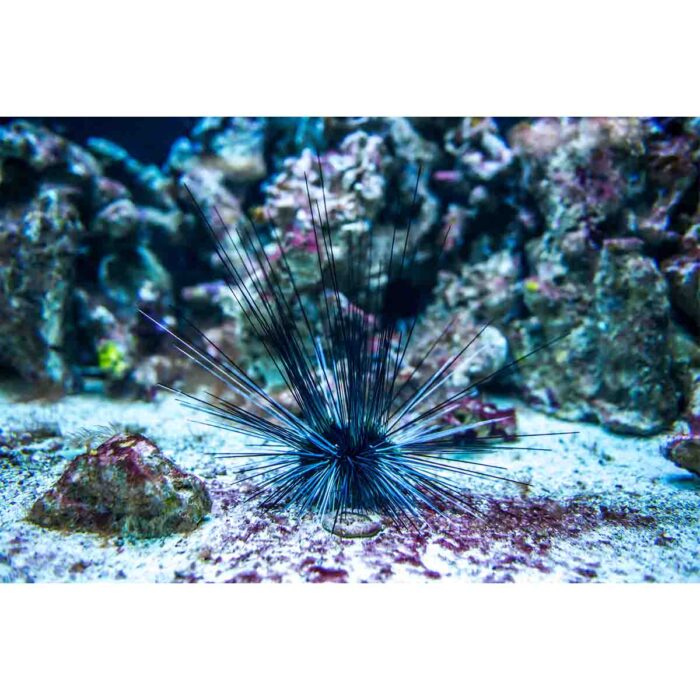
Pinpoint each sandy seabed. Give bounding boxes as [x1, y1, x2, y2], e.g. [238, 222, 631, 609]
[0, 381, 698, 583]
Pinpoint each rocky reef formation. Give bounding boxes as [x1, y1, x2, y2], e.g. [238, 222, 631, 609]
[509, 238, 677, 434]
[0, 121, 181, 393]
[500, 119, 688, 434]
[28, 433, 212, 537]
[0, 121, 91, 387]
[1, 116, 699, 442]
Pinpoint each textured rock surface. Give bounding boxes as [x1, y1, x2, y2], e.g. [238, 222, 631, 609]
[168, 117, 267, 184]
[28, 432, 211, 537]
[0, 185, 83, 387]
[0, 121, 93, 387]
[662, 245, 700, 327]
[405, 309, 510, 404]
[1, 116, 700, 437]
[0, 120, 180, 393]
[662, 433, 700, 477]
[509, 238, 679, 434]
[500, 119, 693, 434]
[591, 239, 678, 432]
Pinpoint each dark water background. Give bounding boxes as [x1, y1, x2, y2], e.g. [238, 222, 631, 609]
[0, 117, 199, 165]
[0, 117, 524, 166]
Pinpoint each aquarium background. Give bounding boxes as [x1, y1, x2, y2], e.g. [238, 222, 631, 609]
[1, 116, 699, 583]
[1, 117, 698, 435]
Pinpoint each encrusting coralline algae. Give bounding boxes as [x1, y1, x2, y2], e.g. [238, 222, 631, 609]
[28, 433, 211, 537]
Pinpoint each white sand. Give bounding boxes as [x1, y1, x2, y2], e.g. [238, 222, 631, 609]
[0, 381, 698, 583]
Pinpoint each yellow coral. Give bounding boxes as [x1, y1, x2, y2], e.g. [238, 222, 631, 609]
[97, 341, 129, 379]
[250, 206, 267, 224]
[524, 279, 540, 293]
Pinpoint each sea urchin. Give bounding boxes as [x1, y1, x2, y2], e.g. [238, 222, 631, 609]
[142, 160, 569, 529]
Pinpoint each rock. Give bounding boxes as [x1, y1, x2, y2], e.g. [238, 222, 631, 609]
[637, 125, 699, 249]
[669, 323, 700, 416]
[0, 119, 101, 186]
[176, 166, 243, 245]
[167, 117, 267, 184]
[662, 250, 700, 327]
[264, 132, 390, 236]
[388, 117, 442, 166]
[510, 239, 679, 434]
[406, 249, 515, 404]
[506, 123, 686, 435]
[441, 396, 517, 441]
[661, 428, 700, 477]
[93, 197, 140, 240]
[0, 120, 103, 389]
[93, 176, 131, 208]
[0, 120, 179, 394]
[435, 117, 535, 264]
[498, 118, 699, 435]
[28, 433, 212, 537]
[0, 186, 83, 387]
[88, 137, 177, 211]
[434, 250, 522, 322]
[592, 239, 678, 433]
[98, 244, 172, 306]
[445, 117, 514, 182]
[406, 308, 510, 402]
[510, 117, 646, 240]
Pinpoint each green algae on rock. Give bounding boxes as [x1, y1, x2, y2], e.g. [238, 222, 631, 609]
[28, 433, 212, 538]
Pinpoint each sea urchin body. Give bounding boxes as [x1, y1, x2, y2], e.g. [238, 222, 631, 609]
[143, 161, 569, 528]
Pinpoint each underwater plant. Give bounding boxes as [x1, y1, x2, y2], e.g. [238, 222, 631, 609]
[142, 161, 570, 529]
